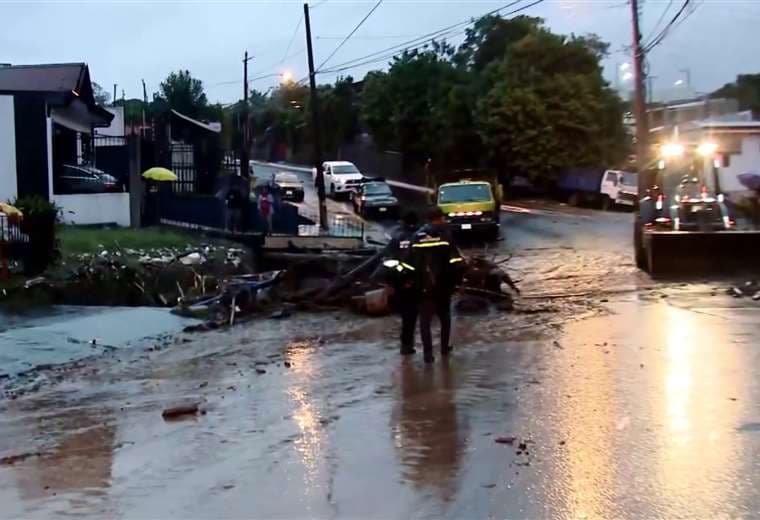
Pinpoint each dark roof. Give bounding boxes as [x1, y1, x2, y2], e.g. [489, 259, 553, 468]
[0, 63, 93, 101]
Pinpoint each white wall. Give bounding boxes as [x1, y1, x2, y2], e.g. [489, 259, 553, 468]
[53, 193, 131, 226]
[0, 95, 17, 202]
[715, 135, 760, 194]
[95, 106, 125, 137]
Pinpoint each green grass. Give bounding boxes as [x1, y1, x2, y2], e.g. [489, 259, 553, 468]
[59, 226, 200, 256]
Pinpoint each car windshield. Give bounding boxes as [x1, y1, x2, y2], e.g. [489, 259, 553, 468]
[364, 183, 392, 196]
[438, 184, 492, 203]
[276, 174, 299, 183]
[332, 165, 360, 175]
[621, 172, 637, 186]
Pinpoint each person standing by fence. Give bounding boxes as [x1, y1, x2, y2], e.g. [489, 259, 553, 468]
[225, 187, 244, 233]
[257, 185, 275, 234]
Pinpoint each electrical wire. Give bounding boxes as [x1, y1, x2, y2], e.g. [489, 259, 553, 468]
[642, 0, 694, 54]
[280, 14, 304, 65]
[317, 0, 384, 71]
[644, 0, 674, 44]
[319, 0, 545, 75]
[317, 0, 534, 74]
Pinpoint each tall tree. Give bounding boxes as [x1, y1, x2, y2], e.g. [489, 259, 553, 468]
[92, 82, 111, 105]
[712, 73, 760, 113]
[156, 70, 209, 118]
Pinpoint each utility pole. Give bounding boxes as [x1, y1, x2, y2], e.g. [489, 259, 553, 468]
[241, 51, 253, 178]
[630, 0, 650, 191]
[304, 2, 328, 230]
[141, 79, 148, 135]
[113, 83, 117, 106]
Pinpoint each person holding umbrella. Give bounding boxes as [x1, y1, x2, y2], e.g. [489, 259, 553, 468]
[141, 167, 177, 226]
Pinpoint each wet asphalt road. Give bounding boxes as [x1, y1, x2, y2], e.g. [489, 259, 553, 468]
[2, 170, 760, 518]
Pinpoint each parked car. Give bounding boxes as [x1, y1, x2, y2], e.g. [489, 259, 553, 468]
[57, 164, 123, 194]
[558, 168, 637, 210]
[351, 179, 399, 218]
[272, 172, 305, 202]
[312, 161, 364, 199]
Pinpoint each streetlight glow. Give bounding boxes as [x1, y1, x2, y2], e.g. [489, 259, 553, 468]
[697, 142, 718, 156]
[661, 142, 685, 158]
[620, 63, 631, 71]
[622, 71, 634, 81]
[281, 70, 294, 84]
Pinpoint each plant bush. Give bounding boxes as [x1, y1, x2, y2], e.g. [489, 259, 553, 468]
[12, 196, 61, 275]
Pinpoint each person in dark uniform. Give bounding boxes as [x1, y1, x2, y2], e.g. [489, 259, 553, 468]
[410, 207, 465, 363]
[379, 211, 420, 355]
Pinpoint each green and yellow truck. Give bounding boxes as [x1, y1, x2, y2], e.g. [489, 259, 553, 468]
[436, 178, 502, 240]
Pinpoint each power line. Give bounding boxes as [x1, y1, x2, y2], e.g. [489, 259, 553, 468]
[317, 0, 533, 75]
[642, 0, 694, 54]
[281, 14, 304, 65]
[644, 0, 674, 44]
[320, 0, 544, 75]
[316, 35, 417, 40]
[317, 0, 384, 72]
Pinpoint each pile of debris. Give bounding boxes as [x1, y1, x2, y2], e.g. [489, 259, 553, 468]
[2, 244, 253, 308]
[177, 247, 520, 330]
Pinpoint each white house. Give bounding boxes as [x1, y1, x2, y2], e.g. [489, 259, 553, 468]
[0, 63, 132, 226]
[695, 119, 760, 196]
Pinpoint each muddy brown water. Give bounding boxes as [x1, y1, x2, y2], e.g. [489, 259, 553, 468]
[3, 200, 760, 518]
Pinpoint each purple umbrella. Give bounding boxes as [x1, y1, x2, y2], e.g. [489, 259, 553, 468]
[738, 172, 760, 192]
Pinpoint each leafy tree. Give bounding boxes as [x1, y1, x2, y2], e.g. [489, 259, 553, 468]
[474, 19, 628, 183]
[712, 73, 760, 113]
[361, 47, 463, 166]
[477, 87, 554, 184]
[156, 70, 209, 118]
[92, 82, 111, 105]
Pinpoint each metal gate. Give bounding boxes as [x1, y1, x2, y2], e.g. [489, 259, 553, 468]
[170, 142, 196, 193]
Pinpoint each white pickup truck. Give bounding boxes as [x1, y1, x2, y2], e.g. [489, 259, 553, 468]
[312, 161, 365, 199]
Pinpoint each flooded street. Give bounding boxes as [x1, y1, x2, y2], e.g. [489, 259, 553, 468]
[2, 205, 760, 518]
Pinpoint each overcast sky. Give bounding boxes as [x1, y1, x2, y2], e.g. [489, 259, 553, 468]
[2, 0, 759, 104]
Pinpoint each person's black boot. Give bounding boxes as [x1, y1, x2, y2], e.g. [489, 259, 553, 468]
[423, 353, 435, 363]
[400, 347, 416, 356]
[441, 345, 453, 357]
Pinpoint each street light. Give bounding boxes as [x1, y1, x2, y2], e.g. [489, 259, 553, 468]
[696, 142, 718, 156]
[620, 62, 631, 71]
[280, 70, 294, 84]
[622, 71, 634, 81]
[661, 142, 685, 158]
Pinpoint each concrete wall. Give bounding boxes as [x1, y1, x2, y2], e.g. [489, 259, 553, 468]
[710, 135, 760, 194]
[95, 106, 125, 137]
[53, 193, 131, 226]
[0, 95, 17, 202]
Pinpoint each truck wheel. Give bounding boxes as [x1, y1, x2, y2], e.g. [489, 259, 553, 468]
[487, 226, 501, 242]
[634, 217, 646, 270]
[601, 196, 613, 211]
[330, 184, 336, 199]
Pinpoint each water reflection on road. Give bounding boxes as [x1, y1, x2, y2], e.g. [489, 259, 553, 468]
[2, 292, 760, 517]
[392, 361, 465, 504]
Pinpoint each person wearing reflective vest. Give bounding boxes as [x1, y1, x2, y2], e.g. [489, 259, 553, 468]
[380, 211, 421, 355]
[409, 207, 465, 363]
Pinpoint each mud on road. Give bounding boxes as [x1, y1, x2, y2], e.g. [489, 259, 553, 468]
[2, 204, 760, 518]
